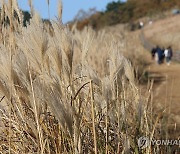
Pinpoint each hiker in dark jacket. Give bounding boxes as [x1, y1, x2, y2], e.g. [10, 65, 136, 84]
[151, 47, 157, 59]
[156, 46, 164, 64]
[161, 47, 165, 63]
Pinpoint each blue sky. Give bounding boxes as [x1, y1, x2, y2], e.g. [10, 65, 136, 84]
[18, 0, 126, 23]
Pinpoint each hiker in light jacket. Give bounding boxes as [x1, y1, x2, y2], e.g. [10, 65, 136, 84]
[164, 46, 173, 65]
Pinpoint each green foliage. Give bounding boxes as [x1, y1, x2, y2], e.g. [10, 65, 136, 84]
[0, 9, 31, 27]
[106, 0, 122, 12]
[22, 11, 31, 26]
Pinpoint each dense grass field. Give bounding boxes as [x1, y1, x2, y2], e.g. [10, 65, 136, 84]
[0, 1, 178, 153]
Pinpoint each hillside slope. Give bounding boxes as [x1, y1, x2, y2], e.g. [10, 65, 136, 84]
[144, 14, 180, 51]
[109, 18, 180, 136]
[142, 16, 180, 135]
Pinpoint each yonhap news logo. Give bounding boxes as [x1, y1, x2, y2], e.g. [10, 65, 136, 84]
[138, 136, 150, 149]
[138, 136, 180, 149]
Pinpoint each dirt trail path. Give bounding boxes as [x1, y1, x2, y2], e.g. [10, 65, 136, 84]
[122, 22, 180, 136]
[111, 24, 180, 134]
[138, 25, 180, 134]
[148, 61, 180, 124]
[134, 15, 180, 128]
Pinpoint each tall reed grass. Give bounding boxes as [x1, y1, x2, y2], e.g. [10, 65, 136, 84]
[0, 0, 176, 153]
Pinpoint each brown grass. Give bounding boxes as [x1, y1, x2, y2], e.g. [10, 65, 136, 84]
[0, 0, 177, 153]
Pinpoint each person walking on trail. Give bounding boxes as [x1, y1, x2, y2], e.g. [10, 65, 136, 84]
[164, 46, 173, 65]
[161, 47, 165, 63]
[156, 46, 164, 64]
[151, 47, 157, 60]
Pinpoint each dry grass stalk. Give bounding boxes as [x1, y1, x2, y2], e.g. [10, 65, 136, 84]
[57, 0, 62, 23]
[0, 1, 175, 153]
[90, 80, 97, 154]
